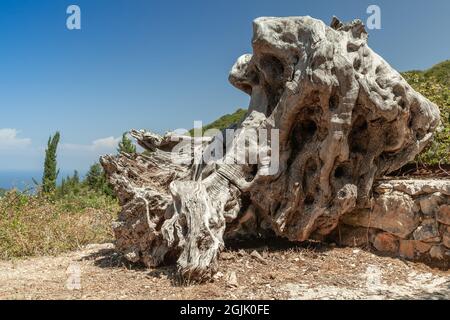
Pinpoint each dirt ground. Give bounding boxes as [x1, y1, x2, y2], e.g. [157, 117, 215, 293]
[0, 241, 448, 300]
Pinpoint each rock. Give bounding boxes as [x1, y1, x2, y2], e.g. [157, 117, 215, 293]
[418, 193, 445, 216]
[123, 248, 140, 263]
[372, 232, 398, 253]
[226, 271, 238, 287]
[250, 250, 268, 264]
[342, 192, 419, 238]
[336, 225, 373, 247]
[429, 245, 445, 260]
[436, 205, 450, 225]
[398, 240, 415, 259]
[443, 231, 450, 249]
[445, 249, 450, 260]
[374, 183, 393, 194]
[220, 252, 234, 260]
[413, 219, 440, 242]
[396, 240, 432, 256]
[388, 180, 450, 197]
[413, 241, 432, 254]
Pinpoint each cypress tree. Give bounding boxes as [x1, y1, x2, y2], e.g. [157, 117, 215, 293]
[84, 163, 114, 196]
[42, 132, 60, 193]
[60, 177, 66, 195]
[85, 163, 103, 190]
[117, 132, 136, 154]
[72, 170, 80, 184]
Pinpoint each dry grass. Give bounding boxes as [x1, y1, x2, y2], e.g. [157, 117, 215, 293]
[0, 190, 118, 260]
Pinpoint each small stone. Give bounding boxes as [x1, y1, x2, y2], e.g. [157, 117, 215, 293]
[429, 245, 444, 260]
[213, 271, 224, 280]
[124, 248, 140, 263]
[399, 240, 415, 259]
[436, 205, 450, 225]
[372, 232, 398, 253]
[226, 271, 238, 287]
[237, 249, 247, 256]
[250, 250, 268, 264]
[374, 183, 393, 194]
[221, 252, 234, 260]
[413, 219, 440, 242]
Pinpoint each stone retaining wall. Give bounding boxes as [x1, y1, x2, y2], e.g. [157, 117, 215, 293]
[339, 179, 450, 264]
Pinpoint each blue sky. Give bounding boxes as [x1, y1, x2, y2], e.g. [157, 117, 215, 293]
[0, 0, 449, 173]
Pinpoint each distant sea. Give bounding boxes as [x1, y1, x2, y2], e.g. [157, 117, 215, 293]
[0, 170, 83, 191]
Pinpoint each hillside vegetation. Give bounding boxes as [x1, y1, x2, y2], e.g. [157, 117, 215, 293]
[189, 108, 247, 135]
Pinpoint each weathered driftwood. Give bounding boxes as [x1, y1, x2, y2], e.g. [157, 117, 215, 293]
[101, 16, 443, 281]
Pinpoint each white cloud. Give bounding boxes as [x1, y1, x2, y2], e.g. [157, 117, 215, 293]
[0, 134, 125, 172]
[58, 136, 122, 172]
[61, 136, 121, 152]
[0, 128, 32, 149]
[92, 136, 121, 150]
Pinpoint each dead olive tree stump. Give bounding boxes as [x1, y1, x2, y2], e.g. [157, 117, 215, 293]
[101, 16, 446, 281]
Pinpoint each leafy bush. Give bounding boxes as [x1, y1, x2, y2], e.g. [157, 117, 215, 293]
[401, 60, 450, 165]
[84, 163, 115, 197]
[57, 165, 114, 198]
[0, 189, 118, 260]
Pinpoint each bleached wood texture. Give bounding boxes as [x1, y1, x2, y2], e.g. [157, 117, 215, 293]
[101, 16, 443, 280]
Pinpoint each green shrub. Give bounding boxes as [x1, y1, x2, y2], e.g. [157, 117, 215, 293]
[401, 60, 450, 165]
